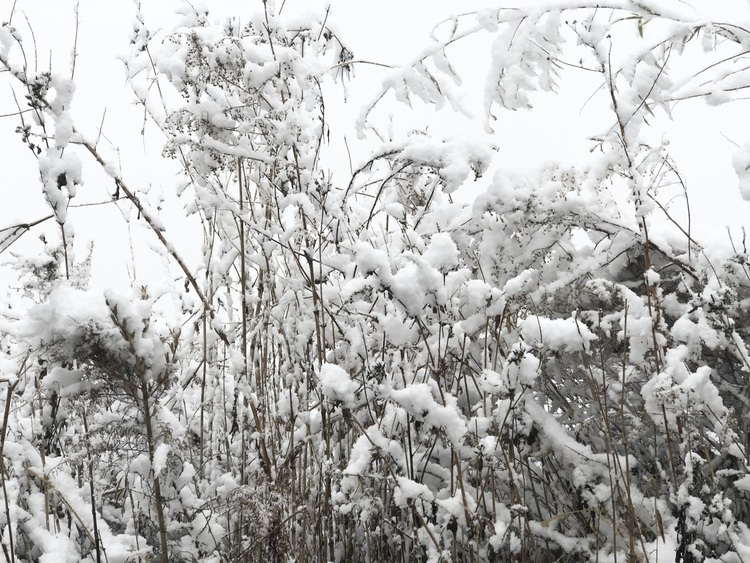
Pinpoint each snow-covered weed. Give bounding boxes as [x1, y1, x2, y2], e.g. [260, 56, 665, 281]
[2, 1, 750, 562]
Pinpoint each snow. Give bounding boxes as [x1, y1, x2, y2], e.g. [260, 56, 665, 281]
[54, 111, 74, 148]
[733, 141, 750, 201]
[319, 363, 359, 409]
[152, 443, 170, 476]
[671, 315, 720, 352]
[379, 312, 418, 346]
[423, 232, 459, 273]
[42, 365, 86, 397]
[342, 433, 372, 481]
[394, 476, 433, 508]
[438, 493, 476, 528]
[387, 383, 466, 446]
[736, 475, 750, 493]
[518, 315, 598, 353]
[20, 285, 109, 347]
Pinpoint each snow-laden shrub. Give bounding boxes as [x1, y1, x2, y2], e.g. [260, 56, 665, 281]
[2, 1, 750, 561]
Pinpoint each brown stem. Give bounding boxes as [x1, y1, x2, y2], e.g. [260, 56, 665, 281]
[81, 407, 102, 563]
[140, 379, 169, 563]
[0, 379, 19, 563]
[78, 139, 218, 325]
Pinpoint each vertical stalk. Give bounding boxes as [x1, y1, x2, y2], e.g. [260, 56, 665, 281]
[237, 160, 250, 561]
[200, 312, 207, 477]
[60, 224, 70, 281]
[140, 380, 169, 563]
[238, 159, 249, 380]
[81, 407, 102, 563]
[33, 373, 51, 532]
[0, 380, 19, 563]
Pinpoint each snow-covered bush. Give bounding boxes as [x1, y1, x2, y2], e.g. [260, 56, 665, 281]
[2, 1, 750, 561]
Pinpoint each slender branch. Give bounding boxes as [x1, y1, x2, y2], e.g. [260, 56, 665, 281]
[78, 138, 214, 316]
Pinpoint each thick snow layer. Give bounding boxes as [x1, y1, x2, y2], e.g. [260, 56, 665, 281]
[423, 232, 459, 273]
[519, 315, 597, 352]
[319, 363, 359, 409]
[20, 285, 109, 348]
[394, 476, 434, 508]
[387, 383, 466, 446]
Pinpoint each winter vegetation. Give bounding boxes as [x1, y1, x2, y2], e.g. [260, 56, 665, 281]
[2, 0, 750, 561]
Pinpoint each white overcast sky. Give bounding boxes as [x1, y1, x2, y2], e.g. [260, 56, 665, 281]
[2, 0, 750, 290]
